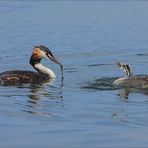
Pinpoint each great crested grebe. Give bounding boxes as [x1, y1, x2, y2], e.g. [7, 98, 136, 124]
[113, 62, 148, 88]
[0, 45, 63, 85]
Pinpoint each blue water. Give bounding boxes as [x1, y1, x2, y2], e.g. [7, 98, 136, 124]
[0, 1, 148, 147]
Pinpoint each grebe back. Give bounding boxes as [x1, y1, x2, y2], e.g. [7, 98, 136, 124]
[0, 45, 63, 85]
[113, 62, 148, 88]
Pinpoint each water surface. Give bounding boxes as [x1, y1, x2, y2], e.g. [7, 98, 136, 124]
[0, 1, 148, 147]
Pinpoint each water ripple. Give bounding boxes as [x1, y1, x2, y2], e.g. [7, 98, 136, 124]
[81, 77, 118, 91]
[0, 3, 31, 14]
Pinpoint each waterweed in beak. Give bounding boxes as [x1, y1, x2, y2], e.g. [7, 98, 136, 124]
[60, 64, 64, 80]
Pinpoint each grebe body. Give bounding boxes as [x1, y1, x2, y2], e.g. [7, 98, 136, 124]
[0, 45, 63, 85]
[113, 62, 148, 88]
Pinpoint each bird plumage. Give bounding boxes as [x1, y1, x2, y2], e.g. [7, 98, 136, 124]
[0, 45, 63, 85]
[113, 62, 148, 89]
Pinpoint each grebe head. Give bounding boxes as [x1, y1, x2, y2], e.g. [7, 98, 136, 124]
[30, 45, 64, 79]
[30, 45, 62, 67]
[116, 61, 133, 78]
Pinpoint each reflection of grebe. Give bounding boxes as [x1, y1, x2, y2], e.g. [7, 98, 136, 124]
[0, 45, 63, 85]
[113, 62, 148, 88]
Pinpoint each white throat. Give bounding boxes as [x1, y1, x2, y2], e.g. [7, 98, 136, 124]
[34, 63, 56, 79]
[113, 76, 127, 85]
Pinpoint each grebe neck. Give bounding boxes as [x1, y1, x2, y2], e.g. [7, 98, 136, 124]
[34, 63, 56, 79]
[113, 76, 127, 85]
[113, 62, 133, 85]
[29, 53, 56, 79]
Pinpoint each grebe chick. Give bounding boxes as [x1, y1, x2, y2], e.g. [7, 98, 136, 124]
[0, 45, 63, 85]
[113, 62, 148, 88]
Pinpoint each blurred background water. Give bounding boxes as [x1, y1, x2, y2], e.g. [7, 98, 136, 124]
[0, 1, 148, 147]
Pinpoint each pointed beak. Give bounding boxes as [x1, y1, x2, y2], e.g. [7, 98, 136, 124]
[49, 56, 63, 67]
[115, 61, 122, 69]
[47, 54, 64, 79]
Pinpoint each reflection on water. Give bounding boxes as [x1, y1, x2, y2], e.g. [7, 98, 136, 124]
[1, 1, 148, 147]
[116, 88, 148, 100]
[0, 80, 64, 117]
[26, 82, 63, 116]
[111, 110, 146, 126]
[116, 89, 130, 100]
[81, 77, 148, 100]
[81, 77, 148, 127]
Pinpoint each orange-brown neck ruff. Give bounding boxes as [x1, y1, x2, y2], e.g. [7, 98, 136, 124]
[30, 48, 42, 66]
[32, 47, 42, 60]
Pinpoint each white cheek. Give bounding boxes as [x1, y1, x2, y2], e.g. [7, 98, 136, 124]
[40, 50, 48, 59]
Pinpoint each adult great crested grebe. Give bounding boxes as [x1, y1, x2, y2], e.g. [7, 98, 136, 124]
[113, 62, 148, 88]
[0, 45, 63, 85]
